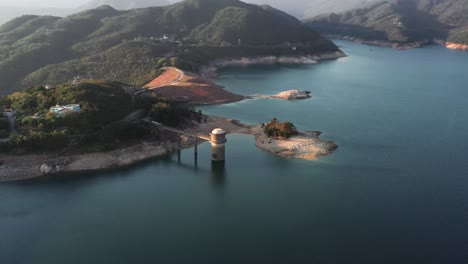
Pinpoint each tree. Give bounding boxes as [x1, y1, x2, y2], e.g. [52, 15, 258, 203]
[263, 118, 298, 139]
[0, 96, 11, 111]
[9, 92, 37, 110]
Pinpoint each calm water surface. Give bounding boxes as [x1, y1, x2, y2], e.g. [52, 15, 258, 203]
[1, 40, 468, 263]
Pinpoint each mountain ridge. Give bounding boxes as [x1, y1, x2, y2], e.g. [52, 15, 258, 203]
[76, 0, 170, 11]
[304, 0, 468, 47]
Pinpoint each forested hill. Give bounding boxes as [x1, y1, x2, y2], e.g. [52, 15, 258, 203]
[0, 0, 339, 95]
[304, 0, 468, 46]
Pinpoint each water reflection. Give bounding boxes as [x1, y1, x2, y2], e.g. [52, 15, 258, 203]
[211, 161, 226, 188]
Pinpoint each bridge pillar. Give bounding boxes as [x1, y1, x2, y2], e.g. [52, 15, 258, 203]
[210, 128, 227, 162]
[194, 137, 198, 161]
[177, 133, 181, 163]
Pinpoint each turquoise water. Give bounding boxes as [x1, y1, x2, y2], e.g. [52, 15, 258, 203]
[1, 40, 467, 263]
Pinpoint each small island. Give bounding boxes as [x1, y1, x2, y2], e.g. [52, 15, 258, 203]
[253, 119, 337, 160]
[271, 90, 312, 100]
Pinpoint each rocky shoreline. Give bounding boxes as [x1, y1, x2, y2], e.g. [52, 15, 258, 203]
[326, 34, 433, 49]
[0, 116, 338, 183]
[0, 143, 172, 183]
[200, 51, 346, 77]
[328, 35, 468, 51]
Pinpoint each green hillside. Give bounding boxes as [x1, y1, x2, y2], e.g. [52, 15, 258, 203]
[304, 0, 468, 45]
[0, 80, 192, 153]
[0, 0, 339, 95]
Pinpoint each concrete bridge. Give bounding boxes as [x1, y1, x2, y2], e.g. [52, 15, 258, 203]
[142, 120, 227, 163]
[143, 120, 210, 162]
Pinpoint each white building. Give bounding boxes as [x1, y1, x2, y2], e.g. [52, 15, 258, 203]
[50, 104, 81, 116]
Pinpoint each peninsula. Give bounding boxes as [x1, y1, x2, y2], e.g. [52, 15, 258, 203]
[0, 68, 338, 182]
[0, 115, 337, 183]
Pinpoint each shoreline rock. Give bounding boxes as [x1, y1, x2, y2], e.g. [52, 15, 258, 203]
[271, 90, 311, 100]
[200, 51, 346, 77]
[445, 42, 468, 51]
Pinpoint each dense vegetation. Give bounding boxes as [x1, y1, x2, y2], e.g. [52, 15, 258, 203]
[0, 80, 193, 153]
[448, 27, 468, 44]
[304, 0, 468, 45]
[263, 118, 298, 139]
[0, 0, 339, 95]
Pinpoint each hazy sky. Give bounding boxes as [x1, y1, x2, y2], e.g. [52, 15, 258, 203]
[0, 0, 296, 9]
[0, 0, 89, 8]
[0, 0, 372, 18]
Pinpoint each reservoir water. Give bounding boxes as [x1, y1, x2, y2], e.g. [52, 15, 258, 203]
[1, 40, 467, 263]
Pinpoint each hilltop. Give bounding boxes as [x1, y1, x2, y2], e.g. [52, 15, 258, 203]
[0, 6, 71, 26]
[77, 0, 170, 11]
[304, 0, 468, 48]
[0, 0, 340, 95]
[240, 0, 383, 18]
[0, 0, 171, 26]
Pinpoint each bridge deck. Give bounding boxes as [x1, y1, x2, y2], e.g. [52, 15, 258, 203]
[147, 121, 210, 141]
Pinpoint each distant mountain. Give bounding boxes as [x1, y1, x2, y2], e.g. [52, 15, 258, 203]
[244, 0, 383, 18]
[76, 0, 170, 11]
[0, 1, 172, 26]
[0, 6, 70, 25]
[0, 0, 339, 95]
[304, 0, 468, 47]
[167, 0, 383, 18]
[301, 0, 383, 18]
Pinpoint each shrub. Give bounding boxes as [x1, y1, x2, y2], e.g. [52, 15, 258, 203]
[263, 118, 298, 139]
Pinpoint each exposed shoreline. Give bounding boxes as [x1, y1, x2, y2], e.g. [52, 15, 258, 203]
[0, 116, 337, 183]
[142, 67, 245, 105]
[325, 34, 433, 49]
[327, 35, 468, 51]
[200, 51, 347, 77]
